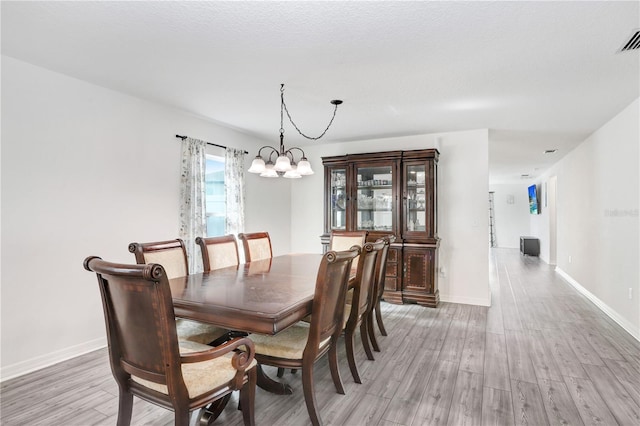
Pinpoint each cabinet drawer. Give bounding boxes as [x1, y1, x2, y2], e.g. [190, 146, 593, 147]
[386, 263, 398, 278]
[384, 277, 399, 292]
[387, 248, 399, 263]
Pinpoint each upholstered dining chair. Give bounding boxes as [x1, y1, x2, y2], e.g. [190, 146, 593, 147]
[249, 247, 360, 426]
[237, 232, 272, 262]
[343, 240, 384, 383]
[367, 236, 396, 352]
[195, 235, 240, 272]
[128, 239, 228, 345]
[84, 256, 257, 426]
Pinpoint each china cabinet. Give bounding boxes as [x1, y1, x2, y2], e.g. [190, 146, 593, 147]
[321, 149, 440, 307]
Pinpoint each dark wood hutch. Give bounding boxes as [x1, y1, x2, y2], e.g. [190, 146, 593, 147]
[320, 149, 440, 307]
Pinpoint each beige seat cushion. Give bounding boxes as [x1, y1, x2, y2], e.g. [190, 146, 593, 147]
[132, 341, 256, 399]
[250, 322, 330, 360]
[176, 319, 228, 345]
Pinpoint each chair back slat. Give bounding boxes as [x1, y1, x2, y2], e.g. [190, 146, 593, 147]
[330, 230, 368, 269]
[306, 248, 360, 352]
[374, 236, 395, 301]
[196, 235, 240, 272]
[128, 239, 188, 279]
[238, 232, 272, 262]
[351, 241, 385, 322]
[84, 257, 182, 388]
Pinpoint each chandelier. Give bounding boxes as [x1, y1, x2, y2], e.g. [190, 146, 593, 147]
[248, 84, 342, 178]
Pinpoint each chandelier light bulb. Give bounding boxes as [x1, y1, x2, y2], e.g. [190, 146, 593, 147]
[248, 156, 266, 174]
[274, 154, 293, 172]
[296, 158, 314, 175]
[260, 161, 279, 178]
[283, 163, 302, 179]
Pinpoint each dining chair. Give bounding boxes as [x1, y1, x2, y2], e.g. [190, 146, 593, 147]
[237, 232, 272, 262]
[128, 238, 228, 345]
[83, 256, 257, 426]
[195, 235, 240, 272]
[368, 235, 395, 351]
[343, 240, 384, 383]
[249, 247, 360, 426]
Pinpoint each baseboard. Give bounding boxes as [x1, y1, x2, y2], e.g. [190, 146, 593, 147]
[0, 337, 107, 382]
[556, 267, 639, 341]
[440, 294, 491, 307]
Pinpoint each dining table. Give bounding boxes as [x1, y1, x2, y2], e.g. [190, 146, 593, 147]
[168, 253, 326, 396]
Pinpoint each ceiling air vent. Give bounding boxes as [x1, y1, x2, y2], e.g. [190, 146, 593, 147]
[620, 29, 640, 52]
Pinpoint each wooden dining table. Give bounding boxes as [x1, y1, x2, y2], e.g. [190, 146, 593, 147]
[169, 253, 323, 334]
[168, 253, 325, 396]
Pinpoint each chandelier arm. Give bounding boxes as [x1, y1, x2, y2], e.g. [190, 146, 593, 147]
[257, 145, 279, 158]
[283, 146, 307, 158]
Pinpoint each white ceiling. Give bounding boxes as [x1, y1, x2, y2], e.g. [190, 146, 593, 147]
[2, 1, 638, 182]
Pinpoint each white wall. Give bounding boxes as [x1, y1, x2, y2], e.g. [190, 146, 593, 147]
[0, 56, 291, 379]
[290, 130, 491, 307]
[489, 183, 531, 249]
[531, 98, 639, 339]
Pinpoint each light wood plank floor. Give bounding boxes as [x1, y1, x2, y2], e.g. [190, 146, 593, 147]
[2, 249, 639, 425]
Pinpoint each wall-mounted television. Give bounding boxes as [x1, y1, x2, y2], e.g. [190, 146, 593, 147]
[528, 184, 539, 214]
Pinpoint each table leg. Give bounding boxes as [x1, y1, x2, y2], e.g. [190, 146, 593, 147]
[256, 364, 293, 395]
[197, 393, 231, 425]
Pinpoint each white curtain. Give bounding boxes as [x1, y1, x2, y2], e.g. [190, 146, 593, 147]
[225, 147, 245, 236]
[179, 137, 206, 274]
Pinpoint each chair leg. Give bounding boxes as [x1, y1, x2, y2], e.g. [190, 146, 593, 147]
[360, 320, 375, 361]
[375, 301, 387, 336]
[328, 341, 345, 394]
[240, 368, 257, 426]
[367, 310, 380, 352]
[345, 326, 362, 384]
[277, 367, 285, 378]
[116, 389, 133, 426]
[301, 359, 322, 426]
[174, 407, 190, 426]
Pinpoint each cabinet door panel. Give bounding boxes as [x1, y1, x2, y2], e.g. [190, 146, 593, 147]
[328, 167, 348, 231]
[355, 164, 395, 232]
[403, 248, 434, 293]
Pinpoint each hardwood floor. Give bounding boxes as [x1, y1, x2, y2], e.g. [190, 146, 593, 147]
[2, 249, 639, 425]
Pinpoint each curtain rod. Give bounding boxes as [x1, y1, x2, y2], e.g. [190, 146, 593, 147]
[175, 134, 248, 154]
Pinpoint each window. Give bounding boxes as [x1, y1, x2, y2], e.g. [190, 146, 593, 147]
[205, 155, 225, 237]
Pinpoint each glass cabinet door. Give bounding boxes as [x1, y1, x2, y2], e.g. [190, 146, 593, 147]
[405, 164, 427, 232]
[355, 165, 394, 232]
[329, 168, 347, 230]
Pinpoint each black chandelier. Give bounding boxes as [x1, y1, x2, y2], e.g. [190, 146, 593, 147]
[248, 84, 342, 178]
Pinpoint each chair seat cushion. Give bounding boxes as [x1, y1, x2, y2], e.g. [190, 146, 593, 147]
[176, 318, 228, 345]
[132, 341, 256, 399]
[250, 322, 330, 360]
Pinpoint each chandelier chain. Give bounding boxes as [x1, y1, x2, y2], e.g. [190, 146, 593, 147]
[281, 85, 339, 141]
